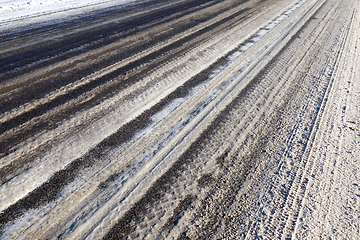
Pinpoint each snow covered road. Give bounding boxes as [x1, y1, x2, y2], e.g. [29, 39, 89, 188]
[0, 0, 359, 239]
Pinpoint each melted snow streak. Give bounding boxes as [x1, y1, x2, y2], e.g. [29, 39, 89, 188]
[1, 0, 359, 239]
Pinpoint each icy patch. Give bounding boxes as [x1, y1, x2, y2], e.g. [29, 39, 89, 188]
[0, 0, 139, 30]
[227, 0, 308, 64]
[151, 98, 184, 123]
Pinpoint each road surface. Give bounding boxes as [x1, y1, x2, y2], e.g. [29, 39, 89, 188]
[0, 0, 359, 239]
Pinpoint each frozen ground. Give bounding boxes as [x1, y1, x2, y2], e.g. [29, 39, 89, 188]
[0, 0, 359, 239]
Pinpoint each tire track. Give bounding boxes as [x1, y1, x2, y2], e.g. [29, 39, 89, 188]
[101, 0, 352, 238]
[0, 0, 240, 126]
[96, 0, 335, 238]
[259, 1, 354, 238]
[0, 0, 259, 160]
[0, 0, 221, 82]
[0, 0, 274, 192]
[281, 4, 356, 238]
[2, 0, 355, 239]
[293, 4, 360, 237]
[0, 0, 312, 238]
[0, 0, 286, 235]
